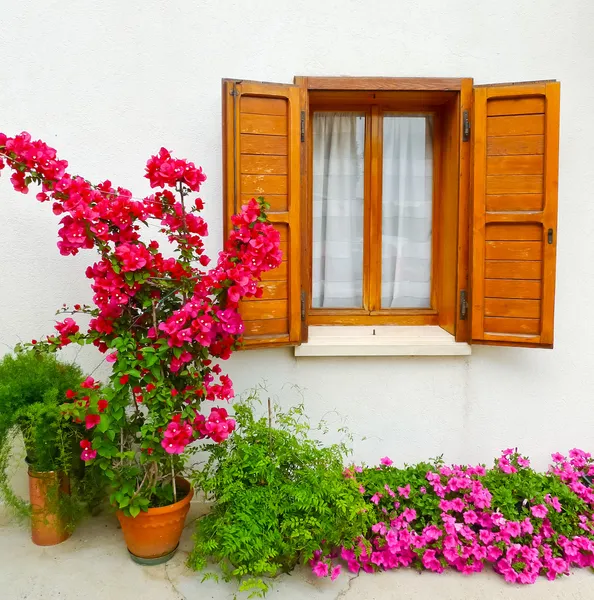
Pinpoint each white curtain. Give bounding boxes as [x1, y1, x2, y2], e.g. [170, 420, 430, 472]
[312, 113, 433, 310]
[312, 113, 365, 308]
[381, 116, 433, 308]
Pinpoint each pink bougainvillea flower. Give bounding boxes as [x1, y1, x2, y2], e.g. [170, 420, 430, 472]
[105, 351, 117, 363]
[370, 494, 381, 505]
[330, 565, 341, 581]
[85, 414, 101, 429]
[79, 439, 97, 461]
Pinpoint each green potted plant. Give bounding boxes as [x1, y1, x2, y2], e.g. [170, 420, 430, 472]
[0, 350, 99, 545]
[0, 132, 282, 564]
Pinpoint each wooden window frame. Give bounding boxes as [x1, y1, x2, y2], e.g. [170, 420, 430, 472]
[296, 77, 473, 335]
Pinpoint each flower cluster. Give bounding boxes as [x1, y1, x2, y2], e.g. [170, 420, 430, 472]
[1, 131, 281, 512]
[311, 449, 594, 585]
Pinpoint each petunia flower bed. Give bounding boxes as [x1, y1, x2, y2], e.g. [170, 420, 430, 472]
[311, 449, 594, 585]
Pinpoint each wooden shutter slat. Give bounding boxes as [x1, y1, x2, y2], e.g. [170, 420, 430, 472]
[487, 97, 545, 116]
[471, 81, 560, 347]
[486, 194, 543, 212]
[487, 155, 544, 175]
[484, 317, 541, 335]
[223, 79, 302, 349]
[487, 135, 544, 156]
[485, 260, 542, 280]
[487, 114, 545, 137]
[240, 134, 288, 155]
[484, 279, 542, 300]
[240, 155, 288, 175]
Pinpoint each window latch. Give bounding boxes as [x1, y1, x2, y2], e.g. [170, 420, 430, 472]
[460, 290, 468, 320]
[300, 111, 305, 142]
[463, 110, 470, 142]
[300, 290, 306, 321]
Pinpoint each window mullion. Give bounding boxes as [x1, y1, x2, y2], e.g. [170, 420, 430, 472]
[368, 106, 383, 312]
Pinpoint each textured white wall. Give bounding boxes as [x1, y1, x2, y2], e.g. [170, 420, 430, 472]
[1, 0, 593, 470]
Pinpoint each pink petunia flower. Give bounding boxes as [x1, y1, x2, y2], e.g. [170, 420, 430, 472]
[531, 504, 548, 519]
[380, 456, 393, 466]
[312, 561, 329, 578]
[397, 484, 410, 499]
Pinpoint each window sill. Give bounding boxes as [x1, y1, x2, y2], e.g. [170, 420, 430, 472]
[294, 326, 471, 357]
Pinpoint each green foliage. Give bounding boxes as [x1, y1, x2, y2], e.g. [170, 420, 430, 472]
[188, 393, 372, 597]
[0, 350, 105, 527]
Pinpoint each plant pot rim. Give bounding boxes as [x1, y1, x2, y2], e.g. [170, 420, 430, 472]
[27, 467, 62, 477]
[116, 477, 194, 518]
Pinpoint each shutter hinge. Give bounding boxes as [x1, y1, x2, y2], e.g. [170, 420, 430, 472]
[300, 111, 305, 142]
[300, 290, 306, 321]
[463, 110, 470, 142]
[229, 87, 239, 97]
[460, 290, 468, 320]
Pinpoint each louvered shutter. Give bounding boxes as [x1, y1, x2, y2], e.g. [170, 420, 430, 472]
[470, 81, 560, 347]
[222, 79, 303, 348]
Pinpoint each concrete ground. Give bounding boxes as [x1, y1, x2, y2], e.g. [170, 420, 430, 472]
[1, 505, 594, 600]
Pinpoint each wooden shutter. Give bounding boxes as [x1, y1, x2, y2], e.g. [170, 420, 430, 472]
[222, 79, 302, 348]
[470, 81, 560, 347]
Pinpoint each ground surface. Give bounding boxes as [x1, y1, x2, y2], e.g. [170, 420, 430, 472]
[1, 505, 593, 600]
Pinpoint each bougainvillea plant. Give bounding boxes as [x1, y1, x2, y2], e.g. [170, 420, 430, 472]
[0, 132, 281, 515]
[312, 449, 594, 585]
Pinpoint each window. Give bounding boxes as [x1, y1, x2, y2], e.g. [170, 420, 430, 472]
[222, 77, 560, 351]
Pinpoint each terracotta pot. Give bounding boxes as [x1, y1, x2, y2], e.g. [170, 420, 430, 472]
[116, 478, 194, 564]
[28, 468, 71, 546]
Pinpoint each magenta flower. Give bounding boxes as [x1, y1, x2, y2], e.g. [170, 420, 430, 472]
[312, 561, 328, 578]
[544, 494, 563, 513]
[105, 351, 117, 363]
[79, 439, 97, 461]
[397, 484, 410, 499]
[85, 414, 100, 429]
[370, 493, 381, 505]
[380, 456, 393, 466]
[330, 566, 341, 581]
[531, 504, 549, 519]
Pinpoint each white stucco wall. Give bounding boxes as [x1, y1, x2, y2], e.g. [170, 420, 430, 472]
[1, 0, 593, 471]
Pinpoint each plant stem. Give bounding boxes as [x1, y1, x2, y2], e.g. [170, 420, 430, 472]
[171, 457, 177, 503]
[268, 397, 273, 448]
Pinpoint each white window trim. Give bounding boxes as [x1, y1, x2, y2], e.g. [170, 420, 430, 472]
[294, 326, 471, 357]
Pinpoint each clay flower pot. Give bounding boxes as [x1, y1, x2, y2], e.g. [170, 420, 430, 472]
[116, 478, 194, 565]
[28, 468, 71, 546]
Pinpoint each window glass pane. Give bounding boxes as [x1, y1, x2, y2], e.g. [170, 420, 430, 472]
[381, 115, 433, 308]
[312, 112, 365, 308]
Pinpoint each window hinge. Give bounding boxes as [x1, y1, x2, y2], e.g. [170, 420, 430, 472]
[300, 111, 305, 142]
[463, 110, 470, 142]
[300, 290, 306, 321]
[460, 290, 468, 320]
